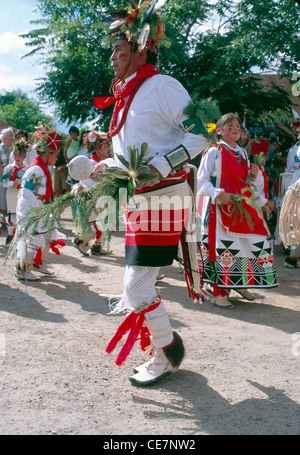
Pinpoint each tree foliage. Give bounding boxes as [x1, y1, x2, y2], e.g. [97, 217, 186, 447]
[21, 0, 300, 128]
[0, 90, 53, 132]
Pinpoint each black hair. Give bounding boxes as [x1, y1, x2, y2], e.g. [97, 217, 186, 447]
[79, 130, 90, 146]
[69, 126, 80, 135]
[118, 34, 159, 66]
[15, 129, 28, 139]
[146, 48, 158, 65]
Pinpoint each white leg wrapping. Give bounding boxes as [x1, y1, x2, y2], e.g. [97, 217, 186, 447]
[33, 246, 55, 275]
[15, 240, 40, 281]
[145, 314, 174, 349]
[82, 232, 95, 244]
[17, 240, 36, 270]
[41, 246, 50, 262]
[128, 314, 178, 386]
[109, 265, 160, 315]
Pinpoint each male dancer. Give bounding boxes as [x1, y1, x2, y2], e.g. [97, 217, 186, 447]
[93, 2, 209, 386]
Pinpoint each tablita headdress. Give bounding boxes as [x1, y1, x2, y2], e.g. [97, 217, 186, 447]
[84, 131, 110, 153]
[32, 123, 64, 154]
[14, 138, 29, 155]
[103, 0, 170, 50]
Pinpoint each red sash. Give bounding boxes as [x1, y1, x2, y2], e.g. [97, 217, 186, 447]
[90, 154, 101, 163]
[94, 64, 160, 137]
[260, 166, 269, 199]
[218, 145, 267, 236]
[28, 155, 53, 202]
[125, 170, 189, 248]
[12, 166, 24, 181]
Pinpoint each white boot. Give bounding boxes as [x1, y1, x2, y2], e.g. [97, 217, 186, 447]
[15, 245, 40, 281]
[129, 315, 184, 387]
[33, 261, 54, 275]
[33, 247, 54, 275]
[73, 233, 94, 256]
[235, 289, 255, 301]
[14, 262, 40, 281]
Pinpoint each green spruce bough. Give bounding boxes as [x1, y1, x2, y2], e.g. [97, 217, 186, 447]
[7, 143, 158, 257]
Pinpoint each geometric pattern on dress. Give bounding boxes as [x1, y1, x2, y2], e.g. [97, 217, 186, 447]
[251, 241, 274, 268]
[199, 237, 277, 289]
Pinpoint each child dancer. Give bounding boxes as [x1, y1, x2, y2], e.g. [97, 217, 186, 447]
[73, 132, 111, 256]
[64, 126, 80, 186]
[1, 138, 28, 245]
[64, 126, 80, 163]
[197, 113, 277, 308]
[14, 130, 66, 281]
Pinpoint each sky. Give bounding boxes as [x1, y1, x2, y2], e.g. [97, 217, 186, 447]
[0, 0, 44, 96]
[0, 0, 71, 132]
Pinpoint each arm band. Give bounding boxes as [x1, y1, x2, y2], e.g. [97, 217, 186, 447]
[24, 181, 35, 191]
[164, 145, 190, 171]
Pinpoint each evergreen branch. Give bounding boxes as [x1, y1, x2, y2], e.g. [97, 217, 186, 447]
[5, 143, 158, 257]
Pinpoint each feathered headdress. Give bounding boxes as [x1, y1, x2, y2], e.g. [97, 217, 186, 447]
[84, 131, 110, 152]
[32, 123, 65, 153]
[103, 0, 170, 50]
[14, 138, 29, 155]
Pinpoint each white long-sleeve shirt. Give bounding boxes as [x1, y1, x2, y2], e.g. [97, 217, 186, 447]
[1, 163, 27, 188]
[286, 143, 300, 173]
[197, 140, 266, 207]
[101, 72, 209, 177]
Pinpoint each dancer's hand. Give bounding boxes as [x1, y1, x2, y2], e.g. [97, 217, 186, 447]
[250, 163, 259, 180]
[216, 192, 233, 206]
[91, 163, 107, 178]
[265, 200, 275, 211]
[136, 165, 162, 190]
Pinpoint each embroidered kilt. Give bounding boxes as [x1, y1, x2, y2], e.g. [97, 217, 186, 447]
[125, 170, 191, 267]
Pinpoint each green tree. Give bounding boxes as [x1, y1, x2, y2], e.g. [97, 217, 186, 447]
[0, 90, 53, 132]
[21, 0, 300, 128]
[21, 0, 115, 129]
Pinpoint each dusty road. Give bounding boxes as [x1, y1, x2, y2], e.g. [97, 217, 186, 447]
[0, 209, 299, 435]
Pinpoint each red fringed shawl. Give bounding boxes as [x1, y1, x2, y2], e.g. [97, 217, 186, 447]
[94, 64, 160, 137]
[218, 145, 268, 236]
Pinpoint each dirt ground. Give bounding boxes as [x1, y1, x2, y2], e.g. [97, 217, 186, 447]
[0, 207, 299, 436]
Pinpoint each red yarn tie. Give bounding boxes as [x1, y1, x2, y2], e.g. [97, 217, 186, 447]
[105, 297, 161, 366]
[49, 239, 66, 255]
[34, 248, 42, 266]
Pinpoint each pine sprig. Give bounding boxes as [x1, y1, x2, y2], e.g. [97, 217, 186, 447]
[245, 151, 266, 185]
[6, 142, 158, 255]
[229, 190, 261, 231]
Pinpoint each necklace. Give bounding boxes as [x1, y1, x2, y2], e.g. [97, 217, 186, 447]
[221, 144, 241, 163]
[108, 79, 147, 137]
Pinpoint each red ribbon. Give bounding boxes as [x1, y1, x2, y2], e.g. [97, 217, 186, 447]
[105, 297, 161, 366]
[94, 63, 160, 137]
[49, 239, 66, 255]
[92, 222, 102, 240]
[27, 155, 53, 202]
[12, 166, 24, 181]
[34, 248, 42, 266]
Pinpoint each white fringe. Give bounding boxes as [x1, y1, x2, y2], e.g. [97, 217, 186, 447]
[99, 293, 128, 315]
[279, 177, 300, 249]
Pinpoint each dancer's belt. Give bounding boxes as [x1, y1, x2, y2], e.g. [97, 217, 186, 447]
[134, 168, 188, 195]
